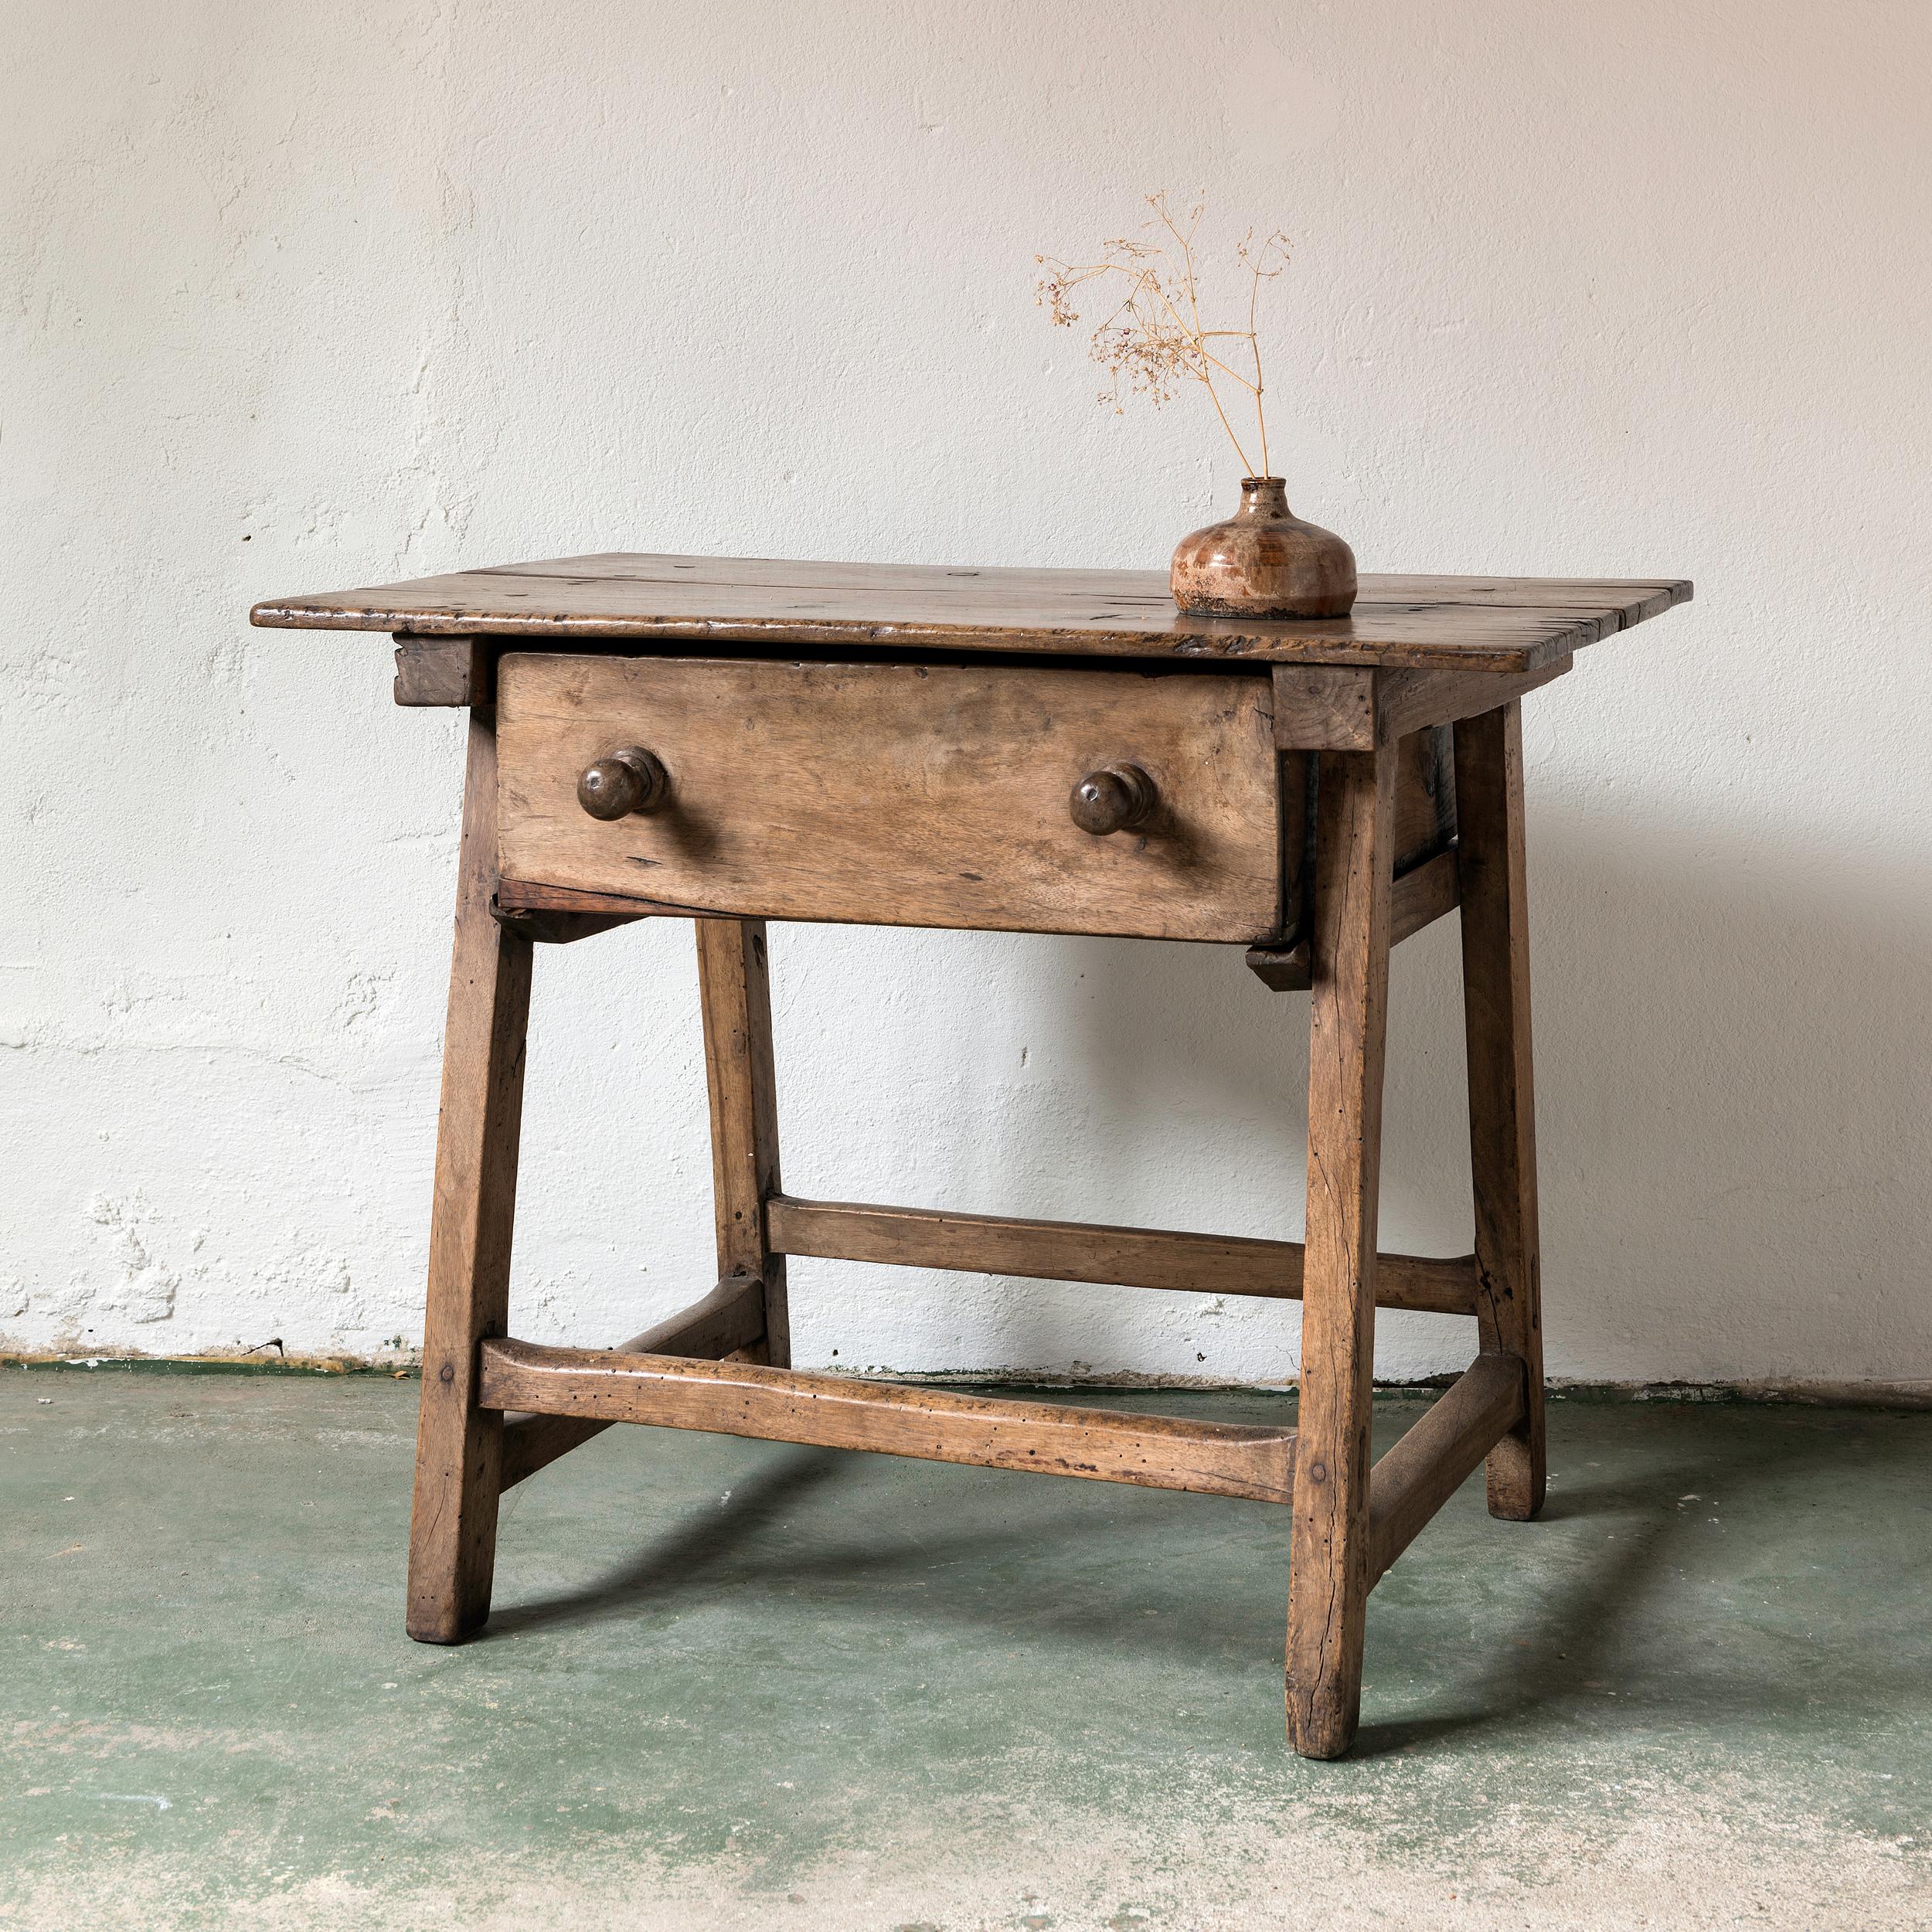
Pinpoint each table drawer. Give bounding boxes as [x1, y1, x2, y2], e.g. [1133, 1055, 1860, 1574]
[495, 653, 1283, 940]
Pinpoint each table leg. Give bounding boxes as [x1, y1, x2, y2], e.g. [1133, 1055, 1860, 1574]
[696, 920, 788, 1366]
[1454, 701, 1546, 1519]
[1287, 742, 1395, 1760]
[406, 709, 532, 1642]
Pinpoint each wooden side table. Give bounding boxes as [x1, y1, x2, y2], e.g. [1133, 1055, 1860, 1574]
[253, 554, 1689, 1758]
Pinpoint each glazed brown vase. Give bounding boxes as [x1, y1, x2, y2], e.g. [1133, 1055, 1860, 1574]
[1170, 477, 1356, 619]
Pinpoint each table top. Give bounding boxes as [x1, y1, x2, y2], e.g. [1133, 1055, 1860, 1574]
[251, 553, 1692, 675]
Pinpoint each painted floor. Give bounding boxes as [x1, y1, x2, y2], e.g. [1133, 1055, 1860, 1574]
[3, 1368, 1929, 1930]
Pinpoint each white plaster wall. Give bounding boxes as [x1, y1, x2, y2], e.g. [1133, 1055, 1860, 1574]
[5, 0, 1929, 1386]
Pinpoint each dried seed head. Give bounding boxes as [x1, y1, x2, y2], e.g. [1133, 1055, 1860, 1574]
[1035, 193, 1291, 478]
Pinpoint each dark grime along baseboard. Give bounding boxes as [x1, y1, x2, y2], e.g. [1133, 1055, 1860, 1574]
[3, 1355, 1928, 1410]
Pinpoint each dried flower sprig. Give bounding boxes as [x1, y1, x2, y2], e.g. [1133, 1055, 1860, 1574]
[1036, 192, 1291, 478]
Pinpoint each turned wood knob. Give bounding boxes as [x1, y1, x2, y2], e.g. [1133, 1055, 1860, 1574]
[577, 747, 668, 819]
[1069, 763, 1158, 836]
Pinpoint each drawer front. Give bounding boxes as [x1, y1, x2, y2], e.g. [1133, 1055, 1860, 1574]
[496, 654, 1281, 941]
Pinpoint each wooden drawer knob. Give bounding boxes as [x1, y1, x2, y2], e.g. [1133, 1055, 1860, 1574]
[1069, 764, 1158, 836]
[577, 747, 668, 819]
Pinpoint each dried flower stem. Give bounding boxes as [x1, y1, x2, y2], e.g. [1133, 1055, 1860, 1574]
[1036, 192, 1291, 478]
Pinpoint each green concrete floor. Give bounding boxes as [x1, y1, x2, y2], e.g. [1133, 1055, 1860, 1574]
[4, 1369, 1929, 1930]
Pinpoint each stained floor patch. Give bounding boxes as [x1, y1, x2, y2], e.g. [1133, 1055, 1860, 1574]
[3, 1369, 1928, 1928]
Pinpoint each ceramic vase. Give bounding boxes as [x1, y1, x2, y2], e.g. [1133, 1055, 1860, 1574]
[1170, 477, 1356, 619]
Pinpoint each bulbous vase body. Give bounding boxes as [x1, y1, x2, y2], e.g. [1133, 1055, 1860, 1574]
[1170, 478, 1356, 620]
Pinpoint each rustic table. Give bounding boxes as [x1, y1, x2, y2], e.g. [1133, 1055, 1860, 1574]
[253, 553, 1689, 1758]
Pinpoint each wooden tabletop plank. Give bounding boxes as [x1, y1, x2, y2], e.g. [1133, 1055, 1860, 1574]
[252, 553, 1691, 673]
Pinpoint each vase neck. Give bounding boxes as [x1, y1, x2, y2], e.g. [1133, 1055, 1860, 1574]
[1236, 477, 1291, 519]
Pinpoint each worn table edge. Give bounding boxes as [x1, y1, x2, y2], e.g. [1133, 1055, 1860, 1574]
[249, 573, 1691, 675]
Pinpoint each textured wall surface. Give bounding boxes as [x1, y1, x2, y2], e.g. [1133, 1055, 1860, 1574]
[5, 0, 1928, 1386]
